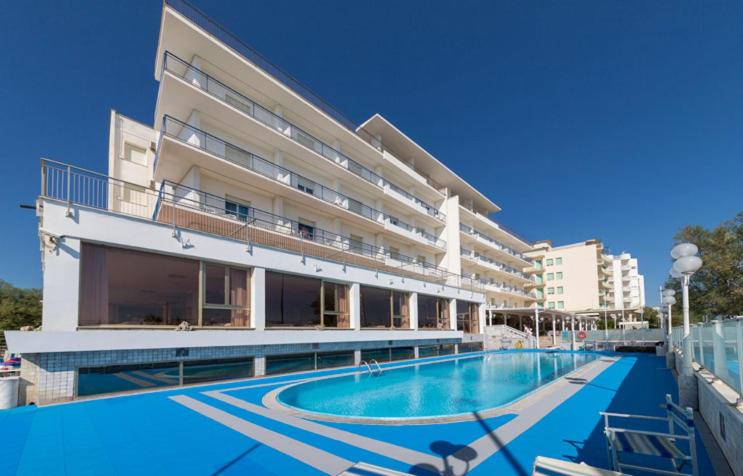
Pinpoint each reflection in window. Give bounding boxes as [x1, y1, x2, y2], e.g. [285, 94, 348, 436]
[79, 244, 199, 326]
[182, 358, 254, 384]
[360, 286, 410, 328]
[417, 295, 450, 329]
[265, 353, 315, 375]
[203, 265, 250, 327]
[78, 362, 179, 397]
[456, 300, 480, 334]
[361, 348, 390, 363]
[323, 282, 349, 327]
[266, 272, 321, 327]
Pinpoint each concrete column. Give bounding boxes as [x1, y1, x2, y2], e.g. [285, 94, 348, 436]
[449, 299, 458, 331]
[552, 316, 557, 347]
[41, 237, 81, 331]
[251, 268, 266, 331]
[185, 55, 203, 87]
[414, 346, 420, 359]
[254, 356, 266, 376]
[409, 292, 419, 330]
[349, 283, 361, 330]
[353, 349, 361, 366]
[478, 303, 486, 334]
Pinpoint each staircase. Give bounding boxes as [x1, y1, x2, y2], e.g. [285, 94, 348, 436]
[483, 325, 536, 350]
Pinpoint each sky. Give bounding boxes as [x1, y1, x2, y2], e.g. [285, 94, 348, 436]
[1, 0, 741, 305]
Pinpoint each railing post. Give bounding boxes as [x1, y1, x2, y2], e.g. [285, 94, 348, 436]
[40, 159, 47, 198]
[712, 319, 728, 381]
[697, 324, 704, 368]
[65, 164, 72, 217]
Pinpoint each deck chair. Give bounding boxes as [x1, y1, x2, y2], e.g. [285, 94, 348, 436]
[601, 394, 698, 476]
[532, 456, 626, 475]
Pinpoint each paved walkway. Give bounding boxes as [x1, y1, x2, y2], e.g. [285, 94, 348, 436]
[0, 352, 717, 475]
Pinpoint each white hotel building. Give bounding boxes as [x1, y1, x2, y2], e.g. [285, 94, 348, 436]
[6, 0, 535, 405]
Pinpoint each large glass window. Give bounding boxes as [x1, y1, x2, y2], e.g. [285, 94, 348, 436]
[266, 272, 321, 327]
[265, 272, 348, 328]
[361, 348, 391, 363]
[78, 361, 180, 397]
[79, 244, 199, 326]
[459, 342, 484, 353]
[316, 351, 354, 369]
[360, 286, 410, 328]
[456, 300, 480, 334]
[202, 265, 250, 327]
[390, 346, 415, 361]
[182, 358, 254, 385]
[418, 294, 450, 329]
[265, 353, 315, 375]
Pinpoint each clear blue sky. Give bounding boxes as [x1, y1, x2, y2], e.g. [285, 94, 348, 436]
[1, 1, 741, 306]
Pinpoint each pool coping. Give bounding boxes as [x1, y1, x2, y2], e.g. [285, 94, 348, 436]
[259, 352, 613, 425]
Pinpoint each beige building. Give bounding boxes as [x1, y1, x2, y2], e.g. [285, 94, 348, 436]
[525, 240, 605, 313]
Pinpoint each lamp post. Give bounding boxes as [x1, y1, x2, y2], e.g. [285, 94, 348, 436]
[670, 243, 703, 408]
[661, 289, 676, 370]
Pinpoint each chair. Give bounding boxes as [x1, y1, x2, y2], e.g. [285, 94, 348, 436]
[532, 456, 626, 475]
[601, 394, 698, 476]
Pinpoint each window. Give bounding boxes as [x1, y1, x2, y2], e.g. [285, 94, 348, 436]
[80, 244, 199, 326]
[547, 302, 555, 309]
[266, 272, 321, 327]
[122, 183, 146, 203]
[547, 287, 555, 295]
[360, 286, 410, 328]
[266, 353, 315, 375]
[556, 272, 563, 280]
[361, 348, 391, 363]
[388, 246, 401, 261]
[459, 342, 484, 353]
[557, 286, 564, 295]
[123, 142, 147, 166]
[535, 275, 544, 284]
[297, 219, 315, 240]
[349, 234, 363, 253]
[557, 301, 565, 310]
[323, 281, 349, 327]
[390, 346, 415, 361]
[546, 258, 554, 266]
[456, 300, 479, 334]
[296, 176, 315, 195]
[225, 198, 250, 221]
[416, 255, 427, 265]
[202, 264, 250, 327]
[534, 260, 543, 270]
[417, 294, 450, 329]
[78, 361, 179, 396]
[182, 358, 254, 385]
[316, 351, 354, 369]
[546, 272, 554, 281]
[555, 257, 563, 265]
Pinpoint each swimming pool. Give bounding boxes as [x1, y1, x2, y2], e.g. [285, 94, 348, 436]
[275, 351, 600, 420]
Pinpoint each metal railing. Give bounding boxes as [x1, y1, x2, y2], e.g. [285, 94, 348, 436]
[671, 319, 743, 396]
[40, 160, 480, 293]
[164, 0, 357, 131]
[160, 115, 446, 249]
[459, 223, 530, 263]
[460, 247, 533, 281]
[162, 51, 445, 223]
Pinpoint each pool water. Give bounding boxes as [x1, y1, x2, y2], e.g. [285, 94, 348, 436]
[277, 351, 600, 419]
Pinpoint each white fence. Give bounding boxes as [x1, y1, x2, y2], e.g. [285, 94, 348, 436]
[670, 318, 743, 396]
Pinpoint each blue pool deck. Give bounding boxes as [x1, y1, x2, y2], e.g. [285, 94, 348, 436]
[0, 351, 718, 475]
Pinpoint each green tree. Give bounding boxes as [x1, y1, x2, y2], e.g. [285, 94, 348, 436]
[0, 280, 42, 330]
[665, 211, 743, 324]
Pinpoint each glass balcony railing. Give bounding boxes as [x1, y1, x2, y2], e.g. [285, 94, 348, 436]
[459, 223, 529, 263]
[160, 116, 446, 249]
[460, 247, 533, 281]
[162, 52, 446, 223]
[473, 278, 534, 298]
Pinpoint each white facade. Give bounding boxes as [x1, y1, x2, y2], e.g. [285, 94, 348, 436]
[603, 253, 645, 311]
[6, 1, 536, 404]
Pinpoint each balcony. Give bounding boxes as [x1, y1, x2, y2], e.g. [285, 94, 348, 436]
[161, 52, 445, 224]
[459, 223, 531, 266]
[460, 247, 533, 282]
[40, 160, 478, 292]
[158, 116, 446, 250]
[476, 279, 535, 300]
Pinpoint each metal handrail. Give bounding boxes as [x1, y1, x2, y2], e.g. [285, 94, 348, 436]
[160, 115, 447, 249]
[359, 360, 373, 375]
[162, 51, 446, 223]
[369, 359, 383, 376]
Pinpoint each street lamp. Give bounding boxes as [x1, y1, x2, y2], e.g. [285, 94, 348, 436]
[661, 289, 676, 333]
[670, 243, 703, 377]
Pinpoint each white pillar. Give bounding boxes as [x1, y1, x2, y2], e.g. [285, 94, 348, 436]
[534, 307, 540, 349]
[410, 292, 419, 330]
[478, 303, 486, 334]
[551, 315, 557, 347]
[571, 316, 576, 351]
[251, 268, 266, 331]
[449, 299, 458, 331]
[349, 283, 361, 330]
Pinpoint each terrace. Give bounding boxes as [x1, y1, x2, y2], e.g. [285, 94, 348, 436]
[0, 351, 722, 475]
[40, 160, 479, 292]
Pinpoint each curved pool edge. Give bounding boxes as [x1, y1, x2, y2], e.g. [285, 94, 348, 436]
[262, 351, 614, 425]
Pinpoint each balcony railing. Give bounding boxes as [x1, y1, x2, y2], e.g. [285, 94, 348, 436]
[459, 223, 529, 263]
[460, 247, 533, 281]
[160, 116, 446, 249]
[40, 159, 480, 292]
[162, 52, 445, 223]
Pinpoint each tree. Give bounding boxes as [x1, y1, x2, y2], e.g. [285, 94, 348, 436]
[0, 280, 42, 330]
[665, 211, 743, 324]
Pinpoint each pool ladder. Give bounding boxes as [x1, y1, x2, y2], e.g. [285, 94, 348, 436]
[359, 360, 383, 376]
